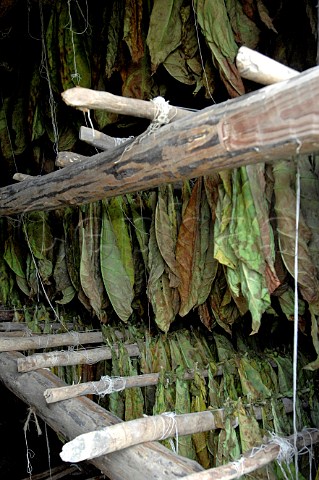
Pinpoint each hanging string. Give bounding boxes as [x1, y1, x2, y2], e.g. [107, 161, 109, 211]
[293, 154, 301, 478]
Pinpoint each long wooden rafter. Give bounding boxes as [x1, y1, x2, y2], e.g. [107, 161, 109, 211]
[1, 64, 319, 216]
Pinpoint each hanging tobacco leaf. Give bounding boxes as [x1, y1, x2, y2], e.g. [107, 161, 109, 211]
[123, 0, 144, 63]
[273, 160, 319, 304]
[127, 193, 150, 270]
[246, 164, 280, 293]
[23, 211, 53, 285]
[105, 0, 125, 79]
[100, 200, 134, 322]
[190, 370, 210, 468]
[155, 185, 180, 288]
[226, 0, 260, 48]
[53, 239, 76, 305]
[237, 356, 272, 402]
[147, 192, 177, 332]
[175, 366, 196, 460]
[256, 0, 278, 33]
[79, 203, 108, 321]
[146, 0, 184, 72]
[193, 0, 244, 96]
[107, 196, 135, 287]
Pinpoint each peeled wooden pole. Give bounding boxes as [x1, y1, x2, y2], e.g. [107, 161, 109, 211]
[1, 66, 319, 216]
[0, 351, 204, 479]
[236, 46, 299, 85]
[60, 410, 229, 462]
[180, 429, 319, 480]
[17, 343, 141, 372]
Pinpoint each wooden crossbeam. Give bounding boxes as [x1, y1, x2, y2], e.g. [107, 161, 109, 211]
[1, 65, 319, 216]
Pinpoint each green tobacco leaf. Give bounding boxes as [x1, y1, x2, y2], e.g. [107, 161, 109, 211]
[238, 356, 272, 401]
[105, 1, 124, 79]
[274, 160, 319, 304]
[100, 200, 134, 322]
[175, 366, 196, 460]
[193, 0, 244, 96]
[246, 164, 280, 293]
[147, 0, 184, 72]
[299, 155, 319, 276]
[229, 168, 270, 333]
[236, 399, 263, 453]
[226, 0, 260, 48]
[24, 211, 53, 283]
[53, 239, 75, 305]
[126, 193, 149, 269]
[191, 371, 210, 468]
[107, 196, 135, 287]
[79, 203, 107, 321]
[11, 96, 28, 155]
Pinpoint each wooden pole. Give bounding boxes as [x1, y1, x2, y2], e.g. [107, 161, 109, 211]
[179, 429, 319, 480]
[17, 344, 141, 372]
[61, 87, 191, 121]
[0, 330, 104, 351]
[1, 66, 319, 216]
[0, 351, 204, 479]
[236, 46, 299, 85]
[60, 410, 230, 462]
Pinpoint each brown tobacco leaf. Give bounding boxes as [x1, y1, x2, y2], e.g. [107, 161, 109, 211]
[176, 179, 202, 316]
[274, 160, 319, 304]
[123, 0, 144, 63]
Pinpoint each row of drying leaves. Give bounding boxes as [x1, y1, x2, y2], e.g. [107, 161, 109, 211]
[1, 158, 319, 369]
[0, 0, 292, 162]
[52, 325, 317, 476]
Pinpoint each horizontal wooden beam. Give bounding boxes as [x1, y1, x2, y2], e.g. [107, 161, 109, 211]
[1, 66, 319, 216]
[0, 351, 203, 479]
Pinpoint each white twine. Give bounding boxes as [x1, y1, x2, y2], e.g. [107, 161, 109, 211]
[160, 412, 179, 455]
[23, 407, 42, 478]
[92, 375, 126, 397]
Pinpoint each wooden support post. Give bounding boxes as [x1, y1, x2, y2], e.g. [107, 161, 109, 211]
[1, 66, 319, 216]
[0, 351, 204, 480]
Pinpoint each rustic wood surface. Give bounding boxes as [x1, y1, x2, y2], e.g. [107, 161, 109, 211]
[0, 351, 204, 479]
[55, 151, 89, 167]
[236, 46, 299, 85]
[17, 344, 141, 372]
[1, 66, 319, 216]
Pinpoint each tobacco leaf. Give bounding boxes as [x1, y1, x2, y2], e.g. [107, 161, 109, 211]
[226, 0, 260, 48]
[155, 185, 180, 288]
[256, 0, 278, 33]
[229, 168, 271, 333]
[107, 196, 135, 287]
[176, 179, 202, 316]
[237, 356, 272, 401]
[100, 200, 134, 322]
[193, 0, 245, 96]
[147, 193, 176, 332]
[274, 160, 319, 304]
[105, 0, 124, 79]
[79, 203, 107, 321]
[146, 0, 184, 72]
[53, 239, 76, 305]
[123, 0, 144, 63]
[246, 164, 280, 293]
[299, 155, 319, 277]
[216, 416, 240, 467]
[191, 371, 210, 468]
[175, 366, 196, 460]
[23, 211, 53, 285]
[126, 193, 150, 269]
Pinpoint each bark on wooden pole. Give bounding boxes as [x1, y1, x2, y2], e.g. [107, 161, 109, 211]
[1, 66, 319, 216]
[0, 351, 204, 480]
